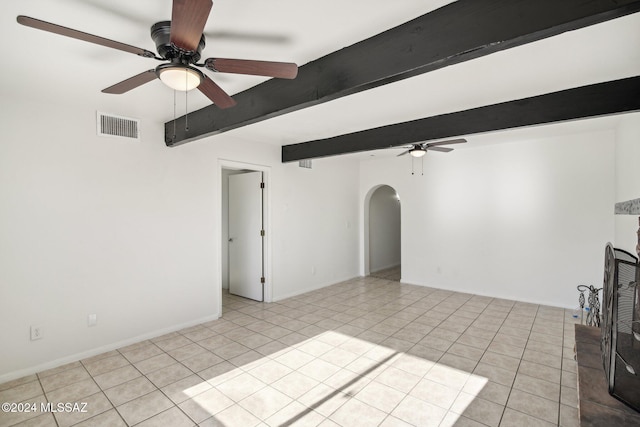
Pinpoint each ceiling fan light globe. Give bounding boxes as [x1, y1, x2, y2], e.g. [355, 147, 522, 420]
[409, 149, 426, 158]
[158, 65, 203, 91]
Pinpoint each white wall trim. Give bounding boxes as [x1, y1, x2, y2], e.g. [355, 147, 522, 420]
[361, 184, 382, 276]
[0, 313, 219, 385]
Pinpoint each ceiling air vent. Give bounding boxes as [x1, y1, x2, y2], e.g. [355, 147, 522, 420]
[299, 159, 312, 169]
[97, 111, 140, 140]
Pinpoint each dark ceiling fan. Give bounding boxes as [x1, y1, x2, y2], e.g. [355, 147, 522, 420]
[16, 0, 298, 109]
[395, 138, 467, 158]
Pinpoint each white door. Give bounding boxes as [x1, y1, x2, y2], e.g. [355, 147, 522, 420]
[228, 171, 264, 301]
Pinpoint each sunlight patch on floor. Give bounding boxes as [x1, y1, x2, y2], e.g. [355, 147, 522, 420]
[180, 330, 488, 426]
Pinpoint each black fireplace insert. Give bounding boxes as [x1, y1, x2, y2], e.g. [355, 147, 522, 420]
[601, 243, 640, 412]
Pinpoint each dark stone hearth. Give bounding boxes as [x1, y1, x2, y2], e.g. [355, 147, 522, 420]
[575, 325, 640, 425]
[580, 400, 633, 427]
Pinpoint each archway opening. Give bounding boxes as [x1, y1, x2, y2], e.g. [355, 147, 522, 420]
[367, 185, 401, 281]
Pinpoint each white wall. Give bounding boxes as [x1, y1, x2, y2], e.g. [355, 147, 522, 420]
[359, 129, 616, 308]
[369, 185, 401, 272]
[0, 100, 222, 382]
[270, 157, 359, 300]
[0, 99, 359, 382]
[2, 96, 626, 382]
[614, 113, 640, 257]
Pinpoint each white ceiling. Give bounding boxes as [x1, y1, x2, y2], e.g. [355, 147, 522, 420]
[2, 0, 639, 156]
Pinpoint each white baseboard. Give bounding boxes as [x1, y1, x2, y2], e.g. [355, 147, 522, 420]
[272, 275, 358, 302]
[0, 313, 220, 385]
[400, 278, 571, 310]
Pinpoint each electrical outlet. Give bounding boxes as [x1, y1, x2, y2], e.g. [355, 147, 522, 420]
[30, 325, 43, 341]
[88, 314, 97, 327]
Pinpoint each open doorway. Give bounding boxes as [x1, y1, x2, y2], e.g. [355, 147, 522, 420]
[220, 161, 271, 315]
[367, 185, 401, 281]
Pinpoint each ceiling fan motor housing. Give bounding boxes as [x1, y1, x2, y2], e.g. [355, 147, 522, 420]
[151, 21, 205, 63]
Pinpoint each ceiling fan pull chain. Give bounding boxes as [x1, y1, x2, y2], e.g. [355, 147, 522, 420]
[422, 157, 424, 176]
[172, 89, 177, 140]
[411, 156, 415, 176]
[185, 72, 189, 132]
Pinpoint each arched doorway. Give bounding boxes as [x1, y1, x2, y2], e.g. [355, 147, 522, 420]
[365, 185, 401, 281]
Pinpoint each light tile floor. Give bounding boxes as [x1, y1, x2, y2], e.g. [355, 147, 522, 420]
[369, 266, 401, 282]
[0, 277, 580, 427]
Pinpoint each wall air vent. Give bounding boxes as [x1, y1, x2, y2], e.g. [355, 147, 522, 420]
[299, 159, 312, 169]
[97, 111, 140, 140]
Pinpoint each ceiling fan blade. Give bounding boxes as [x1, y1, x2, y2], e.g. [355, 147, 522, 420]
[425, 138, 467, 148]
[426, 146, 454, 153]
[205, 58, 298, 79]
[198, 76, 236, 109]
[16, 16, 155, 58]
[396, 150, 410, 157]
[102, 70, 157, 94]
[170, 0, 212, 51]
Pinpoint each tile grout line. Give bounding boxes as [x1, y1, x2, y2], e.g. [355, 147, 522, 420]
[369, 292, 498, 425]
[451, 295, 509, 426]
[558, 310, 566, 427]
[503, 304, 571, 426]
[494, 302, 537, 427]
[38, 373, 61, 427]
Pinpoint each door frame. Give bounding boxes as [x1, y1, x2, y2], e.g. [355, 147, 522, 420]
[217, 159, 272, 315]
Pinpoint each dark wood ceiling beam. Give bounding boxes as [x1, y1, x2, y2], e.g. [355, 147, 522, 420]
[281, 76, 640, 162]
[165, 0, 640, 147]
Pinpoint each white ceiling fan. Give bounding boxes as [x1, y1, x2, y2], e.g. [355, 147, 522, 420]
[395, 138, 467, 158]
[392, 138, 467, 175]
